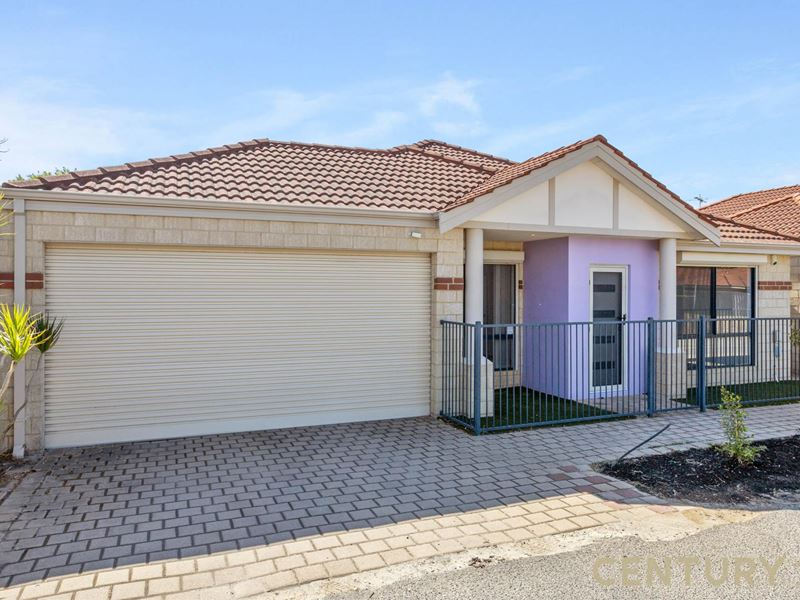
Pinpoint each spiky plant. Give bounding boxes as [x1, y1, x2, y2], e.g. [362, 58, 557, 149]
[32, 312, 64, 354]
[0, 305, 41, 407]
[0, 197, 9, 234]
[1, 309, 64, 442]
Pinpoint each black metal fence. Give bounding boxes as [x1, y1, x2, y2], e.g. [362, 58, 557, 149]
[440, 316, 800, 434]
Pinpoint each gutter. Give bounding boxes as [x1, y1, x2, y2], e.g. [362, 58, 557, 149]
[0, 188, 438, 228]
[678, 241, 800, 256]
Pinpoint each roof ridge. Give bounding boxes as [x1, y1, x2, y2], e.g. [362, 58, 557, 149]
[402, 146, 500, 174]
[5, 137, 492, 189]
[708, 214, 800, 243]
[701, 183, 800, 212]
[411, 139, 515, 165]
[726, 192, 800, 219]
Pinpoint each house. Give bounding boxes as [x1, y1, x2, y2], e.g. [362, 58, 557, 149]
[1, 135, 798, 453]
[700, 185, 800, 317]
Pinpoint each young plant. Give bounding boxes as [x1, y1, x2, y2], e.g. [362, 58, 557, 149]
[0, 311, 63, 441]
[716, 387, 764, 465]
[0, 305, 41, 407]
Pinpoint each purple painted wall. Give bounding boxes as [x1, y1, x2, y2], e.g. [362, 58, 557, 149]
[566, 237, 659, 322]
[521, 236, 659, 399]
[522, 238, 570, 397]
[523, 237, 569, 323]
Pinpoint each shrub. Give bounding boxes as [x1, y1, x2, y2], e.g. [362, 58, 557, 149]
[0, 306, 64, 447]
[716, 387, 764, 465]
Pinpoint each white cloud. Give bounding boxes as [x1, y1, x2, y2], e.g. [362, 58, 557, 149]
[0, 79, 182, 181]
[333, 111, 410, 146]
[210, 74, 483, 149]
[418, 73, 481, 117]
[482, 104, 626, 157]
[546, 65, 599, 85]
[0, 73, 490, 182]
[207, 89, 337, 144]
[431, 119, 487, 138]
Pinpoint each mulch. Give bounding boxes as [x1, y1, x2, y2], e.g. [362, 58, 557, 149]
[598, 435, 800, 506]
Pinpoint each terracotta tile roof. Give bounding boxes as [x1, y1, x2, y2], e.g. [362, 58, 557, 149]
[700, 184, 800, 218]
[4, 133, 798, 247]
[700, 185, 800, 238]
[705, 215, 800, 245]
[401, 140, 514, 171]
[4, 139, 496, 212]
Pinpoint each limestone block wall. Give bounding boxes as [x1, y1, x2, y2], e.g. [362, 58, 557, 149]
[1, 204, 466, 451]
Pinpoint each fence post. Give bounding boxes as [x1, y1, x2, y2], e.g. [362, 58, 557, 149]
[696, 315, 707, 412]
[646, 318, 656, 416]
[473, 321, 482, 435]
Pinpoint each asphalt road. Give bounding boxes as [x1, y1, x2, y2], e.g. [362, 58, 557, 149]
[326, 510, 800, 600]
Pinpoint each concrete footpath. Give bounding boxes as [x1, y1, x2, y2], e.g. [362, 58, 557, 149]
[303, 509, 800, 600]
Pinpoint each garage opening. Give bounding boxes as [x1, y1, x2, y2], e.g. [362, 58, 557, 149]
[44, 245, 431, 447]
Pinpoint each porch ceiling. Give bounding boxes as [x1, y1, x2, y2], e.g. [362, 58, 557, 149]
[483, 229, 565, 242]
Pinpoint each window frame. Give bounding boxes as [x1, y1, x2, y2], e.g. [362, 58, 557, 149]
[677, 265, 757, 369]
[677, 266, 756, 329]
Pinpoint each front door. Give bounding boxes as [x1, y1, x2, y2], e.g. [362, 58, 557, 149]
[590, 268, 627, 388]
[484, 264, 516, 370]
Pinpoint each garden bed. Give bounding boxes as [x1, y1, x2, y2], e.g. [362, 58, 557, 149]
[598, 435, 800, 506]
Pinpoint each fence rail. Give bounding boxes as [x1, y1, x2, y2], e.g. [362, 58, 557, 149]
[440, 316, 800, 434]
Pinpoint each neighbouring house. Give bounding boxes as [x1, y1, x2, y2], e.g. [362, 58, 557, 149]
[700, 185, 800, 317]
[1, 135, 798, 453]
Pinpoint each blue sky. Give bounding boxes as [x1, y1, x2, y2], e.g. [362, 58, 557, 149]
[1, 0, 799, 204]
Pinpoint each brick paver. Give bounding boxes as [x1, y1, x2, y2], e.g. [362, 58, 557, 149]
[1, 404, 799, 599]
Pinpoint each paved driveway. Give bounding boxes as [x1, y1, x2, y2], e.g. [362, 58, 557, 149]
[1, 405, 800, 599]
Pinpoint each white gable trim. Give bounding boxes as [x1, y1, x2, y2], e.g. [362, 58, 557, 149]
[438, 140, 721, 245]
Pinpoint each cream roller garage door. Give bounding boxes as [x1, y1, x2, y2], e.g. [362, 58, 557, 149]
[44, 245, 431, 447]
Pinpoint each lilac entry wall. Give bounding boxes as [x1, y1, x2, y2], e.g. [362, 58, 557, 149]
[521, 236, 659, 400]
[522, 238, 570, 397]
[523, 237, 569, 323]
[567, 237, 659, 322]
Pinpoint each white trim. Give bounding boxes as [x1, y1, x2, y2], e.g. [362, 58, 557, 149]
[589, 265, 629, 392]
[439, 146, 597, 232]
[593, 146, 720, 244]
[464, 221, 696, 239]
[1, 188, 436, 228]
[483, 250, 525, 264]
[12, 197, 26, 458]
[678, 241, 800, 256]
[438, 141, 720, 244]
[679, 251, 769, 266]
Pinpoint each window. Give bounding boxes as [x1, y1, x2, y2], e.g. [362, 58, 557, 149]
[483, 264, 516, 370]
[677, 266, 756, 366]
